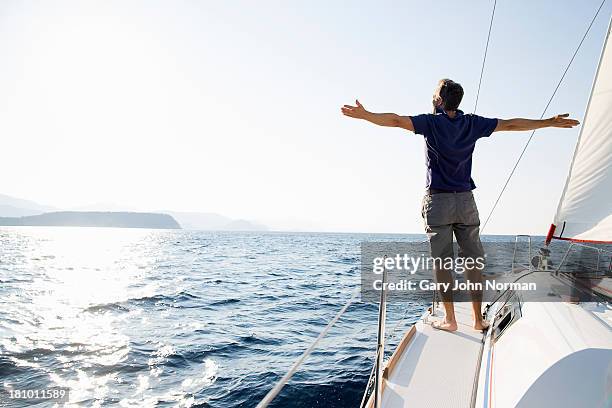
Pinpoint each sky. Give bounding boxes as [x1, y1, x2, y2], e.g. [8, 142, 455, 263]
[0, 0, 610, 234]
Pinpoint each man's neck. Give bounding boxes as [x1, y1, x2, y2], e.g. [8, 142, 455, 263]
[434, 106, 458, 118]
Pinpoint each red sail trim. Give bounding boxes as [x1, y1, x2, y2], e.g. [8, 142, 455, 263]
[551, 236, 612, 244]
[545, 224, 556, 245]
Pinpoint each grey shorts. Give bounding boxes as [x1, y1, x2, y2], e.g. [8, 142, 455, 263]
[421, 191, 485, 261]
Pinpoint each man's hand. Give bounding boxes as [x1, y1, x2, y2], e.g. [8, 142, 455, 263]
[340, 99, 415, 131]
[548, 113, 580, 128]
[341, 99, 368, 119]
[495, 113, 580, 132]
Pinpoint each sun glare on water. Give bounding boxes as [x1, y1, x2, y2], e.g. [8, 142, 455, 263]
[0, 227, 215, 407]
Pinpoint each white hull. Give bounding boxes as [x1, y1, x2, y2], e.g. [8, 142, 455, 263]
[479, 300, 611, 408]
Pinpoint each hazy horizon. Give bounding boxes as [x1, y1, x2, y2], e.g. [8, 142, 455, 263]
[0, 191, 550, 235]
[2, 0, 611, 234]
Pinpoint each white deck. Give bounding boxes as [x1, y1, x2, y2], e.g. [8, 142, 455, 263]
[381, 302, 484, 408]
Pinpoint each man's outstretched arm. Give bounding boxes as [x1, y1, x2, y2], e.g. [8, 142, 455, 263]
[341, 100, 414, 132]
[495, 114, 580, 132]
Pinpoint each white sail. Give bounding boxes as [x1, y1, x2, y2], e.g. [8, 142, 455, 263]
[552, 21, 612, 243]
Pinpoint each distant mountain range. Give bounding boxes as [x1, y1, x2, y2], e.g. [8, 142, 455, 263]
[0, 193, 56, 217]
[0, 194, 267, 231]
[168, 212, 267, 231]
[0, 211, 180, 229]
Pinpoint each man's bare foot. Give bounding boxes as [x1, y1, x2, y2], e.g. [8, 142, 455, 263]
[432, 320, 458, 332]
[473, 320, 490, 331]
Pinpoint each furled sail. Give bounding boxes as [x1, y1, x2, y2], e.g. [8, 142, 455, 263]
[550, 21, 612, 244]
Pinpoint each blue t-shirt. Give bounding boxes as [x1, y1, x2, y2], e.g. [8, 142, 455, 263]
[410, 109, 498, 191]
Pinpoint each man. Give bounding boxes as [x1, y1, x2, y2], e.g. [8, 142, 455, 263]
[341, 79, 579, 332]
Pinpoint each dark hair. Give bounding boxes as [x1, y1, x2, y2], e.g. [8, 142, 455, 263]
[434, 79, 464, 111]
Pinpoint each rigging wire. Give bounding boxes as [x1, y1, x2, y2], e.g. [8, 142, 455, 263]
[480, 0, 608, 234]
[473, 0, 497, 113]
[385, 306, 412, 345]
[256, 288, 359, 408]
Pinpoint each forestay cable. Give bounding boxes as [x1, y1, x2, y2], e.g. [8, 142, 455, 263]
[480, 0, 608, 233]
[473, 0, 497, 114]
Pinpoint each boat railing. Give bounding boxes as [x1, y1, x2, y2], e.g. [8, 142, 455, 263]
[555, 242, 612, 275]
[359, 256, 389, 408]
[511, 234, 612, 275]
[485, 235, 536, 320]
[430, 287, 438, 316]
[374, 258, 387, 408]
[358, 347, 380, 408]
[488, 235, 612, 314]
[512, 234, 533, 272]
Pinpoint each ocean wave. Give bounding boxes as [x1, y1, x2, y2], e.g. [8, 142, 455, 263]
[209, 298, 240, 306]
[83, 302, 130, 314]
[330, 256, 360, 264]
[0, 356, 29, 376]
[238, 334, 281, 346]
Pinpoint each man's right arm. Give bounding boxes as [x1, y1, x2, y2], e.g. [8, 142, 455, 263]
[494, 114, 580, 132]
[341, 100, 415, 132]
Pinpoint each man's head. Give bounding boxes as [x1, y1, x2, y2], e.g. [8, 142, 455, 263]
[432, 79, 464, 112]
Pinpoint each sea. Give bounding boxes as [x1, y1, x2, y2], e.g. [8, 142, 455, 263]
[0, 227, 558, 407]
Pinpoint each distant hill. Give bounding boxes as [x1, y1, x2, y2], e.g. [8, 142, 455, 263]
[0, 194, 265, 231]
[68, 202, 140, 212]
[0, 211, 181, 229]
[168, 212, 267, 231]
[0, 194, 55, 217]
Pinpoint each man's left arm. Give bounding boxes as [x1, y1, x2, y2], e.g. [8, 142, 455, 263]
[494, 114, 580, 132]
